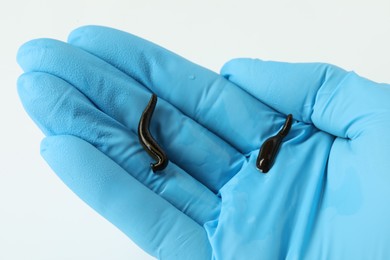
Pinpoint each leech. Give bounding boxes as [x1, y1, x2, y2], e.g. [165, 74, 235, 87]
[256, 114, 293, 173]
[138, 94, 168, 173]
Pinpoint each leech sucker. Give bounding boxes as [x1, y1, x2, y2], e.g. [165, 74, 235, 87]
[256, 114, 293, 173]
[138, 94, 168, 173]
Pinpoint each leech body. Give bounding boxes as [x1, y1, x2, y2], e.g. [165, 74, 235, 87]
[256, 114, 293, 173]
[138, 94, 168, 172]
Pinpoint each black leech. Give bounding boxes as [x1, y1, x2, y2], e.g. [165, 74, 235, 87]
[256, 114, 293, 173]
[138, 94, 168, 173]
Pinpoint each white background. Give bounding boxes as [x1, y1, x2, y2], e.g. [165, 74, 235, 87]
[1, 0, 389, 259]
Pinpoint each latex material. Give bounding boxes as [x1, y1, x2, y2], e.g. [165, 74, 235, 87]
[17, 26, 390, 259]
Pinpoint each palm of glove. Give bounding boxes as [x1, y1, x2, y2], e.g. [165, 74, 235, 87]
[18, 26, 390, 259]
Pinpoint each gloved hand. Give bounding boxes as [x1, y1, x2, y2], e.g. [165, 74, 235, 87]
[17, 26, 390, 259]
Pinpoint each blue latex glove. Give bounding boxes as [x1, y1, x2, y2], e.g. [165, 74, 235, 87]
[17, 26, 390, 259]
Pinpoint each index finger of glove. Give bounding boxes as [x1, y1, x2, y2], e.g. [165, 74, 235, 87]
[67, 25, 280, 154]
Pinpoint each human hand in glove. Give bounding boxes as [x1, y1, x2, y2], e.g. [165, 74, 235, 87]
[17, 26, 390, 259]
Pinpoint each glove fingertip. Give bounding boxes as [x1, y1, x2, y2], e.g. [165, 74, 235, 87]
[220, 58, 244, 76]
[17, 72, 43, 98]
[17, 38, 65, 72]
[40, 135, 56, 156]
[67, 25, 98, 44]
[220, 58, 263, 79]
[67, 25, 122, 45]
[40, 136, 74, 167]
[16, 73, 29, 96]
[17, 40, 39, 70]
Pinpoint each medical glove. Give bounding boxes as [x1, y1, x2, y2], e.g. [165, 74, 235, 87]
[17, 26, 390, 259]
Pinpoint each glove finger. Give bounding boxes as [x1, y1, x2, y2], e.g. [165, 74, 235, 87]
[67, 25, 282, 153]
[221, 58, 390, 139]
[17, 72, 220, 226]
[17, 40, 244, 193]
[41, 135, 212, 259]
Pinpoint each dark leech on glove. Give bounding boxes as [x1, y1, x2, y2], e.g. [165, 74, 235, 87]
[138, 94, 168, 173]
[256, 114, 293, 173]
